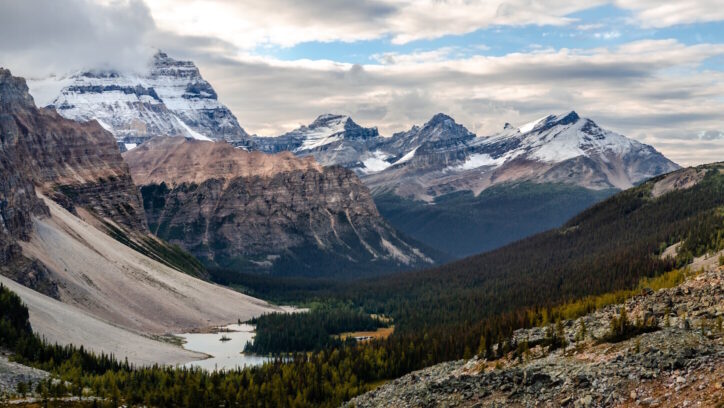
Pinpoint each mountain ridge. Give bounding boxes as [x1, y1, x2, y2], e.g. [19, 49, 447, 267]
[124, 136, 435, 277]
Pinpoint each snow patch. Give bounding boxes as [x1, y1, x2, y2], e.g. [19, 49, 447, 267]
[175, 117, 212, 141]
[296, 116, 347, 151]
[393, 147, 419, 165]
[518, 115, 549, 134]
[361, 151, 393, 173]
[458, 153, 505, 170]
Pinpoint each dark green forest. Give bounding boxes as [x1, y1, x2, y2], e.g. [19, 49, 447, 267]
[244, 305, 387, 354]
[2, 163, 723, 407]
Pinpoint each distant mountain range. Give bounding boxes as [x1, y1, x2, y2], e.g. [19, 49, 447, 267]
[39, 51, 680, 258]
[254, 111, 679, 257]
[255, 110, 677, 196]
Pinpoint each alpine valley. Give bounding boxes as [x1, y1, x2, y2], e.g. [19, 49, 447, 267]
[2, 46, 721, 408]
[33, 52, 437, 277]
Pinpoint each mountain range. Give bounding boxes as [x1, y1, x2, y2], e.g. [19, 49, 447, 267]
[254, 111, 679, 256]
[36, 51, 678, 258]
[0, 67, 276, 364]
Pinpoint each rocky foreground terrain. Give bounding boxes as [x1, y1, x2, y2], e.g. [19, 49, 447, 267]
[346, 256, 724, 407]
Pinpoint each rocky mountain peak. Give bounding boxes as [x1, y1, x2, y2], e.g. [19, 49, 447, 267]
[0, 68, 36, 110]
[310, 113, 348, 128]
[425, 112, 455, 127]
[307, 113, 379, 140]
[391, 113, 474, 148]
[47, 52, 249, 147]
[518, 110, 581, 134]
[150, 51, 202, 78]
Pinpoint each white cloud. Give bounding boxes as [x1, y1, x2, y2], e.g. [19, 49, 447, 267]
[142, 0, 604, 48]
[138, 1, 724, 50]
[0, 0, 155, 77]
[614, 0, 724, 28]
[594, 30, 622, 39]
[371, 47, 459, 65]
[577, 23, 605, 31]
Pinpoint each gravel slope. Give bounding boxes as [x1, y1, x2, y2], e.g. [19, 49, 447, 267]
[0, 276, 205, 366]
[19, 196, 279, 335]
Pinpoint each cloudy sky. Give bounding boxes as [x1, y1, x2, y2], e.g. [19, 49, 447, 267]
[1, 0, 723, 165]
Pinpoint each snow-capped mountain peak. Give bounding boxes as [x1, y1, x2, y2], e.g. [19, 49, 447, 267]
[446, 111, 679, 191]
[297, 114, 349, 150]
[517, 111, 580, 134]
[309, 113, 348, 128]
[253, 113, 379, 155]
[507, 111, 643, 163]
[425, 112, 456, 127]
[46, 51, 249, 150]
[387, 113, 475, 153]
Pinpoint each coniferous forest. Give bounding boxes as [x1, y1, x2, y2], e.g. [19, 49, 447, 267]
[2, 163, 723, 407]
[244, 305, 387, 354]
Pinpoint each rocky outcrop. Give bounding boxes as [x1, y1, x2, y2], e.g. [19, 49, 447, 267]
[124, 137, 433, 277]
[347, 260, 724, 407]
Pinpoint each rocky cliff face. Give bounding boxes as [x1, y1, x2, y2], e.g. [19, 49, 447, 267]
[347, 257, 724, 408]
[0, 68, 143, 295]
[1, 68, 52, 274]
[124, 137, 433, 277]
[0, 68, 147, 233]
[48, 52, 249, 149]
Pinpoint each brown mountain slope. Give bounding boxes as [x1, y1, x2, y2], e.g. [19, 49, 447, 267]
[124, 137, 434, 277]
[0, 67, 146, 233]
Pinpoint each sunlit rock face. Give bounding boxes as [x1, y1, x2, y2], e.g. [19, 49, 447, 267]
[124, 136, 434, 278]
